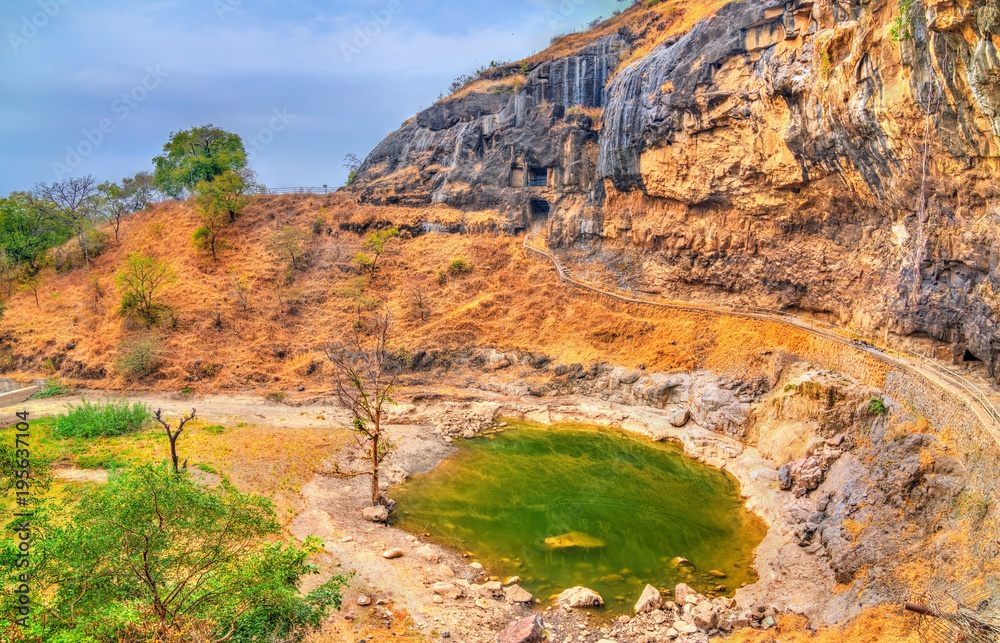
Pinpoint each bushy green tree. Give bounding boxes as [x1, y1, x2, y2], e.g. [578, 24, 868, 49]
[0, 192, 72, 272]
[115, 252, 176, 322]
[153, 125, 248, 198]
[194, 168, 257, 223]
[353, 227, 399, 277]
[0, 465, 345, 641]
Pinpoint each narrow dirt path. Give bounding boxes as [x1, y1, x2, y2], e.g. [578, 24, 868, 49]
[522, 233, 1000, 446]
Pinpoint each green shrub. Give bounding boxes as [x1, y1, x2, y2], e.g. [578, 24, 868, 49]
[436, 269, 447, 285]
[32, 378, 74, 399]
[114, 338, 162, 380]
[203, 424, 227, 435]
[266, 391, 287, 403]
[447, 256, 472, 275]
[55, 397, 152, 438]
[195, 463, 218, 474]
[867, 396, 887, 416]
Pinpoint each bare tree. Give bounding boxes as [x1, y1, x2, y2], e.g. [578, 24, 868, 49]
[325, 310, 399, 506]
[406, 274, 429, 321]
[154, 408, 196, 474]
[31, 175, 101, 265]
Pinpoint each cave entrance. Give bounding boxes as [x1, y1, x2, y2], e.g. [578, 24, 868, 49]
[530, 198, 550, 219]
[963, 349, 981, 362]
[528, 167, 548, 187]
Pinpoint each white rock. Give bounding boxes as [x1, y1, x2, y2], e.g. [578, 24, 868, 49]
[470, 562, 484, 571]
[556, 586, 604, 608]
[340, 536, 355, 543]
[505, 584, 534, 604]
[432, 582, 464, 599]
[505, 576, 522, 586]
[634, 584, 662, 614]
[362, 505, 389, 523]
[382, 548, 404, 559]
[357, 594, 371, 606]
[436, 564, 455, 578]
[415, 545, 440, 563]
[674, 621, 698, 635]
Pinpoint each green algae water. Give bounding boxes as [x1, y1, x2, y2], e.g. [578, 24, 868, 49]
[393, 421, 767, 614]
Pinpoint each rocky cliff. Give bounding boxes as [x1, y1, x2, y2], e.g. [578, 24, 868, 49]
[350, 0, 1000, 377]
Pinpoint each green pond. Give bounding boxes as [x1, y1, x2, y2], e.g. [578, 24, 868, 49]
[393, 421, 767, 613]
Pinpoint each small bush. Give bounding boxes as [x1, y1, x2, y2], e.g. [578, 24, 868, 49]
[867, 396, 887, 416]
[195, 463, 218, 474]
[447, 256, 472, 276]
[202, 424, 227, 435]
[115, 338, 163, 380]
[266, 391, 287, 403]
[32, 378, 73, 399]
[436, 269, 447, 285]
[55, 397, 152, 438]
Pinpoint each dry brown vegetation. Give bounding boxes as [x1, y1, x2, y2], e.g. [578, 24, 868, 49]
[0, 192, 871, 395]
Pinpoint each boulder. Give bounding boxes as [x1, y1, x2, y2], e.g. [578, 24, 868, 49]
[505, 584, 534, 604]
[496, 615, 546, 643]
[674, 583, 695, 604]
[634, 584, 663, 614]
[382, 548, 404, 559]
[556, 586, 604, 608]
[669, 409, 691, 427]
[674, 621, 698, 635]
[433, 582, 464, 599]
[436, 564, 456, 578]
[416, 545, 440, 563]
[692, 602, 718, 629]
[476, 580, 504, 598]
[356, 594, 371, 606]
[362, 505, 389, 523]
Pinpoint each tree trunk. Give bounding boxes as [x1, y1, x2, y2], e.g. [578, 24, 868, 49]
[370, 429, 380, 506]
[169, 433, 180, 474]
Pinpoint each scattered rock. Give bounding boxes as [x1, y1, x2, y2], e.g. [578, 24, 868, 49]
[476, 580, 504, 598]
[362, 505, 389, 523]
[433, 582, 464, 599]
[496, 615, 546, 643]
[416, 545, 440, 563]
[674, 621, 698, 635]
[505, 576, 522, 586]
[505, 584, 533, 604]
[634, 584, 663, 614]
[692, 602, 718, 629]
[674, 583, 695, 604]
[709, 569, 727, 578]
[382, 548, 403, 559]
[470, 562, 484, 571]
[475, 597, 491, 609]
[339, 536, 355, 543]
[556, 586, 604, 608]
[671, 557, 693, 568]
[357, 594, 371, 606]
[669, 409, 691, 427]
[432, 595, 444, 604]
[436, 564, 455, 578]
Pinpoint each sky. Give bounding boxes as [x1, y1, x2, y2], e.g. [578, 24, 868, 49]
[0, 0, 620, 194]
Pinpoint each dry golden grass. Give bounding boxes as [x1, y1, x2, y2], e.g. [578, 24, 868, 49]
[0, 193, 904, 396]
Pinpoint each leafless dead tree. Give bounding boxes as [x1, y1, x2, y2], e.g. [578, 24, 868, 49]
[325, 309, 399, 506]
[154, 408, 196, 474]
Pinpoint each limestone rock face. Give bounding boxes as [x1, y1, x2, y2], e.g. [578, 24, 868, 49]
[351, 0, 1000, 376]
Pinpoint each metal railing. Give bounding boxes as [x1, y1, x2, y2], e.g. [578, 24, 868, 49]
[522, 233, 1000, 446]
[260, 186, 338, 195]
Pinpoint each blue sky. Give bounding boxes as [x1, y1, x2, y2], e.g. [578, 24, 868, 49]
[0, 0, 619, 193]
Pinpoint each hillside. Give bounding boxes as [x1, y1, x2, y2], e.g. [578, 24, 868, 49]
[350, 0, 1000, 383]
[1, 193, 838, 394]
